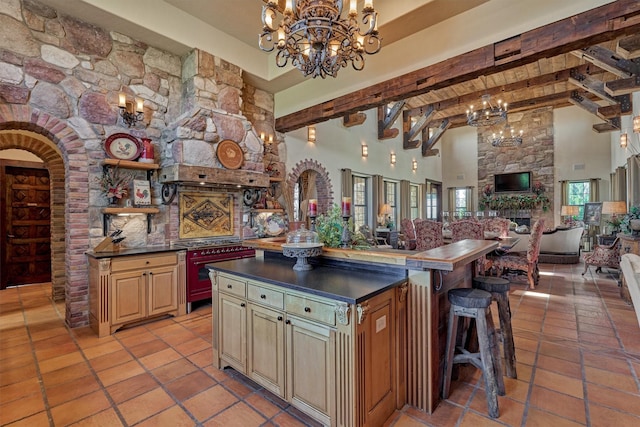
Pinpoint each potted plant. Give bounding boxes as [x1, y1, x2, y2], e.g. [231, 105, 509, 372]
[620, 205, 640, 235]
[98, 167, 134, 205]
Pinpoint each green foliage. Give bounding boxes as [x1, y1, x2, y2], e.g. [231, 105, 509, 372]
[479, 193, 550, 212]
[315, 204, 370, 249]
[621, 205, 640, 234]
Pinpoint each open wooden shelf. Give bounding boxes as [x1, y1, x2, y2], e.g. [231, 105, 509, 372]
[102, 159, 160, 170]
[251, 209, 284, 213]
[102, 207, 160, 215]
[269, 176, 284, 182]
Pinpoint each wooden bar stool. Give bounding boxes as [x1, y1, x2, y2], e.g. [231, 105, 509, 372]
[473, 276, 517, 379]
[442, 288, 504, 418]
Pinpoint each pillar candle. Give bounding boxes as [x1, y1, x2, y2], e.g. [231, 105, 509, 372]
[341, 197, 351, 216]
[308, 199, 317, 216]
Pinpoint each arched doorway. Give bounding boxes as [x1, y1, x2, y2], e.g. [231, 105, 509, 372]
[0, 106, 92, 328]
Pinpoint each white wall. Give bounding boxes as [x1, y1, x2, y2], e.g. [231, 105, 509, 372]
[0, 149, 43, 162]
[439, 126, 479, 211]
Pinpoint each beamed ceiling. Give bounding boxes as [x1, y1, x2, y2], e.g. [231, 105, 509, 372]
[275, 0, 640, 155]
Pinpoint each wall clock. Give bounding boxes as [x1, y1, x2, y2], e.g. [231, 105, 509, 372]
[104, 133, 142, 161]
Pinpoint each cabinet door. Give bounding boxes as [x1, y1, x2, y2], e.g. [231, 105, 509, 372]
[286, 315, 334, 425]
[247, 303, 285, 397]
[147, 265, 178, 316]
[219, 293, 247, 373]
[111, 271, 145, 325]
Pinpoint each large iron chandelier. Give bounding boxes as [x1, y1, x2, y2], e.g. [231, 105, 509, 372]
[466, 94, 507, 127]
[259, 0, 382, 79]
[490, 120, 524, 147]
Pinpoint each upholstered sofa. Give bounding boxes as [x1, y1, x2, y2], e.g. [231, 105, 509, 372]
[621, 254, 640, 327]
[507, 226, 584, 263]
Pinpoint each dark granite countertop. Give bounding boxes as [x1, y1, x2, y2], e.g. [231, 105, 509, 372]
[207, 257, 406, 304]
[86, 245, 185, 259]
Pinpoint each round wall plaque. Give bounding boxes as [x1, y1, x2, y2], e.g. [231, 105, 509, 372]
[216, 139, 244, 169]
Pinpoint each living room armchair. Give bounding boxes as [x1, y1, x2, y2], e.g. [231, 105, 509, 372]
[582, 237, 621, 275]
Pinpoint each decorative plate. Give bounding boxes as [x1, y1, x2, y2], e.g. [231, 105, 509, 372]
[105, 133, 142, 160]
[265, 214, 286, 236]
[216, 139, 244, 169]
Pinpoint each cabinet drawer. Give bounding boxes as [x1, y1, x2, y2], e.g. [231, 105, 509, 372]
[247, 283, 284, 310]
[111, 253, 177, 272]
[285, 294, 335, 326]
[218, 274, 247, 298]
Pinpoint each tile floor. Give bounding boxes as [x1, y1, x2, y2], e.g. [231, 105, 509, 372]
[2, 262, 640, 426]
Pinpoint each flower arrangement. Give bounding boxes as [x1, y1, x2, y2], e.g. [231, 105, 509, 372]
[620, 205, 640, 235]
[98, 167, 134, 201]
[531, 181, 545, 195]
[315, 204, 369, 249]
[480, 192, 550, 212]
[482, 184, 493, 197]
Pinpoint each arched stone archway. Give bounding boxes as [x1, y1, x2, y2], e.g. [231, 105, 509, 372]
[286, 159, 334, 215]
[0, 105, 91, 328]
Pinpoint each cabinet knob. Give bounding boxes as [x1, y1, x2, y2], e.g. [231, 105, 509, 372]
[240, 303, 246, 307]
[146, 261, 150, 264]
[285, 320, 291, 325]
[227, 284, 232, 289]
[260, 294, 266, 299]
[148, 272, 153, 275]
[142, 273, 147, 276]
[304, 307, 311, 313]
[277, 316, 283, 321]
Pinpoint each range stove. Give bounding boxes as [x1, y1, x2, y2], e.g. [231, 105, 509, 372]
[175, 239, 255, 312]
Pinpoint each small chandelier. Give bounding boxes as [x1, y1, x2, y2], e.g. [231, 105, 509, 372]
[491, 123, 523, 147]
[467, 94, 507, 127]
[259, 0, 382, 79]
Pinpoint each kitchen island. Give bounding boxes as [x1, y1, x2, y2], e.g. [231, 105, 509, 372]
[211, 238, 497, 425]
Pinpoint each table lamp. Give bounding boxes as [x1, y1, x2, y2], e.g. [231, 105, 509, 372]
[560, 205, 579, 225]
[601, 201, 627, 234]
[379, 204, 392, 227]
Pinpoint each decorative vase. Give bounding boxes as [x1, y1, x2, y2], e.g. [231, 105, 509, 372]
[138, 138, 155, 163]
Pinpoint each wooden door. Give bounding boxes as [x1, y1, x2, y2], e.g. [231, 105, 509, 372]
[218, 292, 247, 373]
[147, 265, 178, 316]
[1, 165, 51, 288]
[247, 303, 285, 397]
[111, 270, 146, 325]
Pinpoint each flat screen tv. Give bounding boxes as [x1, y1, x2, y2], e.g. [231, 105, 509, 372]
[494, 172, 531, 193]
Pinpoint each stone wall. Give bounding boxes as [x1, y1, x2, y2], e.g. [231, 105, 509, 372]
[477, 107, 554, 227]
[0, 0, 276, 327]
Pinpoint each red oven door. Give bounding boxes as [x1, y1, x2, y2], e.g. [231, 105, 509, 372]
[188, 259, 215, 304]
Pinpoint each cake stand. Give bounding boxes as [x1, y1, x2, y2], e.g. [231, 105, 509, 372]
[281, 243, 324, 271]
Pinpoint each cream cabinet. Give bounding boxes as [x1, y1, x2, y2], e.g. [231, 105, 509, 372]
[211, 269, 407, 427]
[88, 250, 186, 337]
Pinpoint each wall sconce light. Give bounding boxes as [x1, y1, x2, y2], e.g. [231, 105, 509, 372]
[633, 115, 640, 134]
[260, 132, 266, 142]
[412, 159, 418, 172]
[118, 92, 144, 127]
[268, 134, 274, 144]
[621, 132, 628, 148]
[308, 125, 316, 143]
[390, 152, 396, 165]
[361, 144, 368, 157]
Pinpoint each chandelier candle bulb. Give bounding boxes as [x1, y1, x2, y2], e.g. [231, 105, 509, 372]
[342, 197, 351, 217]
[118, 93, 126, 108]
[308, 199, 318, 216]
[135, 98, 144, 113]
[350, 0, 357, 14]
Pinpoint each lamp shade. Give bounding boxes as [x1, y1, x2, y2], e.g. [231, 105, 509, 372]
[601, 201, 627, 215]
[379, 204, 392, 215]
[561, 205, 579, 216]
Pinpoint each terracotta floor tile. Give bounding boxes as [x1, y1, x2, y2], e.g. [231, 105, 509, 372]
[165, 370, 217, 401]
[152, 358, 198, 383]
[245, 392, 284, 419]
[135, 405, 195, 427]
[67, 408, 124, 426]
[524, 407, 585, 427]
[97, 359, 146, 387]
[0, 343, 31, 362]
[81, 339, 125, 360]
[535, 354, 582, 379]
[537, 341, 581, 363]
[443, 380, 474, 406]
[46, 374, 102, 407]
[183, 384, 239, 422]
[0, 362, 37, 387]
[270, 411, 314, 427]
[50, 390, 111, 426]
[404, 402, 464, 427]
[542, 324, 579, 341]
[117, 387, 176, 425]
[41, 361, 92, 387]
[0, 377, 41, 404]
[0, 391, 46, 425]
[529, 385, 586, 423]
[584, 365, 639, 393]
[88, 348, 134, 372]
[457, 410, 504, 426]
[502, 378, 530, 403]
[37, 351, 85, 374]
[106, 372, 159, 404]
[187, 348, 213, 368]
[533, 369, 584, 399]
[588, 402, 640, 427]
[127, 338, 170, 358]
[0, 351, 36, 373]
[174, 336, 211, 356]
[586, 382, 640, 417]
[582, 352, 631, 375]
[202, 401, 266, 427]
[139, 347, 183, 370]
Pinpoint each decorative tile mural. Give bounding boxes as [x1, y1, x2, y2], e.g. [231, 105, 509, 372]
[179, 192, 234, 238]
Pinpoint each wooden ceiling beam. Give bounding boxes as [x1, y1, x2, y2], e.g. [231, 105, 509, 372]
[604, 75, 640, 96]
[567, 72, 618, 105]
[422, 119, 450, 157]
[571, 46, 640, 78]
[593, 116, 621, 133]
[342, 112, 367, 127]
[616, 33, 640, 59]
[275, 0, 640, 133]
[377, 101, 405, 140]
[403, 106, 434, 149]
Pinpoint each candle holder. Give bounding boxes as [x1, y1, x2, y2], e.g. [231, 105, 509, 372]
[309, 215, 317, 232]
[341, 215, 351, 248]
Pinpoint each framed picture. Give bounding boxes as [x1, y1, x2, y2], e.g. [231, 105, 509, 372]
[133, 180, 151, 206]
[583, 202, 602, 226]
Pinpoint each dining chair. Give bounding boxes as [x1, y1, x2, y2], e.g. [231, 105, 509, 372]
[449, 220, 484, 242]
[400, 218, 417, 250]
[491, 219, 545, 289]
[414, 219, 444, 250]
[582, 237, 621, 275]
[482, 217, 511, 238]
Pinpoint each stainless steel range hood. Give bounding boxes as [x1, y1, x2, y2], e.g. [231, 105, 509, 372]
[159, 164, 270, 188]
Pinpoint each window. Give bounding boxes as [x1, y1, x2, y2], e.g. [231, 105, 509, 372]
[410, 184, 419, 220]
[425, 180, 442, 220]
[384, 181, 397, 227]
[448, 187, 473, 218]
[567, 181, 590, 219]
[352, 175, 368, 230]
[455, 188, 467, 216]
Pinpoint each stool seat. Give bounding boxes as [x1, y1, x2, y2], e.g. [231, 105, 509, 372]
[473, 276, 510, 293]
[448, 288, 492, 308]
